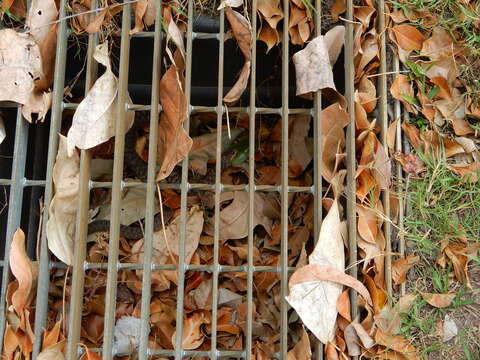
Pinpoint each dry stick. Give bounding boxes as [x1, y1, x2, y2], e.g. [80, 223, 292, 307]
[156, 183, 176, 265]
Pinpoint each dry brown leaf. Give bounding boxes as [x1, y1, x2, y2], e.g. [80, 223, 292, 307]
[42, 319, 62, 349]
[189, 128, 242, 175]
[321, 103, 349, 183]
[293, 35, 336, 98]
[390, 74, 416, 113]
[438, 241, 479, 287]
[364, 272, 387, 314]
[257, 0, 283, 29]
[288, 264, 373, 306]
[258, 21, 280, 52]
[336, 289, 351, 321]
[351, 322, 374, 349]
[387, 118, 399, 151]
[289, 115, 312, 178]
[289, 4, 311, 45]
[130, 0, 147, 34]
[9, 229, 37, 315]
[172, 312, 209, 350]
[84, 9, 108, 34]
[205, 191, 272, 240]
[392, 24, 426, 51]
[286, 326, 311, 360]
[448, 162, 480, 183]
[354, 5, 375, 29]
[421, 292, 456, 308]
[218, 0, 243, 9]
[375, 294, 416, 335]
[157, 51, 192, 180]
[375, 330, 417, 360]
[323, 25, 346, 66]
[67, 42, 134, 155]
[148, 206, 203, 283]
[331, 0, 346, 22]
[355, 35, 378, 80]
[224, 7, 252, 104]
[344, 323, 361, 356]
[37, 342, 65, 360]
[392, 254, 419, 285]
[0, 29, 43, 117]
[3, 325, 20, 360]
[286, 180, 346, 344]
[46, 135, 80, 265]
[421, 27, 460, 61]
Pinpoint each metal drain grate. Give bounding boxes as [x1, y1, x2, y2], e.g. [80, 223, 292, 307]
[0, 0, 398, 359]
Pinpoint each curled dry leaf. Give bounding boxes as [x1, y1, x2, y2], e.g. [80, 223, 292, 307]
[392, 24, 425, 51]
[157, 51, 192, 180]
[392, 254, 419, 286]
[421, 292, 456, 308]
[438, 240, 479, 288]
[293, 36, 336, 99]
[172, 312, 209, 350]
[9, 229, 37, 315]
[67, 42, 134, 156]
[205, 191, 272, 241]
[0, 30, 43, 119]
[46, 135, 80, 265]
[286, 326, 311, 360]
[331, 0, 346, 22]
[224, 7, 252, 104]
[257, 0, 283, 29]
[130, 0, 148, 35]
[289, 4, 311, 45]
[258, 22, 280, 52]
[448, 162, 480, 183]
[323, 25, 346, 66]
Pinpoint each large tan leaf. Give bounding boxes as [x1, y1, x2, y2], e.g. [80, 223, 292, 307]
[375, 330, 417, 360]
[46, 135, 80, 265]
[293, 35, 336, 99]
[0, 30, 43, 115]
[392, 24, 425, 51]
[26, 0, 58, 45]
[149, 206, 203, 284]
[205, 191, 272, 240]
[286, 174, 366, 344]
[421, 27, 459, 61]
[392, 254, 419, 285]
[9, 229, 37, 314]
[421, 292, 456, 308]
[287, 326, 311, 360]
[223, 7, 252, 104]
[67, 42, 134, 156]
[323, 25, 345, 66]
[157, 51, 192, 180]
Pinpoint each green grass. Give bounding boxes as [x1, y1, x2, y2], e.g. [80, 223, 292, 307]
[398, 154, 480, 358]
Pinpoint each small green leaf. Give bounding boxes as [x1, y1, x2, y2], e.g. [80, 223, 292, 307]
[231, 148, 249, 166]
[427, 86, 440, 99]
[401, 94, 419, 105]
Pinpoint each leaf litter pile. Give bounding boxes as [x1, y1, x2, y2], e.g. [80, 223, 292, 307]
[1, 0, 480, 359]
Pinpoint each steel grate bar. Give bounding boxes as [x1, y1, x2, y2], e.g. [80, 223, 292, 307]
[377, 0, 393, 299]
[66, 5, 100, 357]
[31, 0, 70, 354]
[138, 1, 163, 359]
[312, 0, 323, 358]
[344, 0, 358, 324]
[246, 0, 258, 358]
[173, 0, 194, 358]
[102, 4, 132, 358]
[0, 108, 29, 356]
[280, 0, 290, 357]
[210, 6, 225, 360]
